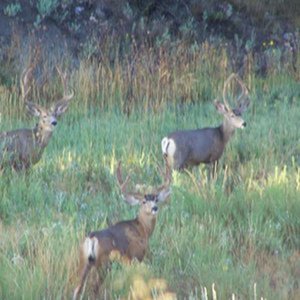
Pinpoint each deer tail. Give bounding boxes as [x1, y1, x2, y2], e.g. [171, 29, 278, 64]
[82, 236, 99, 264]
[161, 137, 170, 156]
[161, 137, 176, 157]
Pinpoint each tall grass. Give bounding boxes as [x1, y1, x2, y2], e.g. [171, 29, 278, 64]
[0, 42, 299, 299]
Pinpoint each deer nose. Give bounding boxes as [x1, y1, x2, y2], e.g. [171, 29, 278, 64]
[51, 120, 57, 126]
[242, 122, 247, 127]
[152, 206, 158, 213]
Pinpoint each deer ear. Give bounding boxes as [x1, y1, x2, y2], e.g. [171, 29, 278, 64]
[214, 100, 228, 114]
[51, 99, 71, 117]
[157, 187, 171, 203]
[25, 101, 42, 117]
[122, 194, 142, 206]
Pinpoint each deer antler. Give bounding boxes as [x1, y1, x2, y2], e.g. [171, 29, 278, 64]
[222, 73, 250, 114]
[232, 74, 250, 115]
[234, 74, 249, 102]
[222, 73, 236, 111]
[20, 67, 33, 103]
[153, 156, 171, 202]
[117, 160, 171, 205]
[56, 66, 74, 102]
[116, 161, 144, 205]
[116, 161, 131, 194]
[156, 156, 171, 191]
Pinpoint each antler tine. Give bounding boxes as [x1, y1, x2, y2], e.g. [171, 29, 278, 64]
[154, 156, 172, 202]
[155, 156, 172, 194]
[116, 161, 144, 206]
[222, 73, 236, 111]
[222, 73, 250, 112]
[234, 74, 250, 104]
[20, 67, 33, 102]
[56, 66, 74, 102]
[116, 161, 131, 194]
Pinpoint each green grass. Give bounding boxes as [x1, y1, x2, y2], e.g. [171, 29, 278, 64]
[0, 53, 299, 299]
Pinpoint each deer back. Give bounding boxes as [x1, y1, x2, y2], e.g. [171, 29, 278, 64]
[87, 217, 153, 264]
[166, 127, 226, 168]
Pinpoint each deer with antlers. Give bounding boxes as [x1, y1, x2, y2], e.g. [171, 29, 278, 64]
[73, 160, 171, 300]
[0, 66, 74, 171]
[161, 73, 250, 171]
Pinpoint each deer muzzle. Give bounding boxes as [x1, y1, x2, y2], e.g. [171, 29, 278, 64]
[152, 206, 158, 214]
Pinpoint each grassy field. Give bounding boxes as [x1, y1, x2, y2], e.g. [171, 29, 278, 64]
[0, 46, 299, 300]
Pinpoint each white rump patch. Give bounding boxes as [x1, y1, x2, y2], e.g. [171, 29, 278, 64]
[82, 237, 98, 262]
[161, 137, 176, 167]
[161, 137, 169, 155]
[161, 137, 176, 156]
[167, 139, 176, 156]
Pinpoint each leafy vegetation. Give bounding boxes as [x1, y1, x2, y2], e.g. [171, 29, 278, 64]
[0, 39, 299, 300]
[3, 2, 22, 17]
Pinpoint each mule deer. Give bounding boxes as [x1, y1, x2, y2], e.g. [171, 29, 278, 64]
[161, 73, 250, 171]
[0, 66, 74, 171]
[73, 160, 171, 300]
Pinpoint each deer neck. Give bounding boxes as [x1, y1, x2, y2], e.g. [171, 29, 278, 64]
[137, 213, 156, 238]
[33, 124, 53, 148]
[219, 120, 236, 144]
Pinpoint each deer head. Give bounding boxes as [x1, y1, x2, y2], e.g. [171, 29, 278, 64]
[22, 66, 74, 134]
[214, 73, 250, 129]
[0, 66, 74, 171]
[116, 158, 171, 215]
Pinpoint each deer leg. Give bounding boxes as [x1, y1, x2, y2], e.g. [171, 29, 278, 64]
[92, 266, 107, 299]
[73, 263, 92, 300]
[92, 269, 100, 300]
